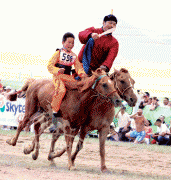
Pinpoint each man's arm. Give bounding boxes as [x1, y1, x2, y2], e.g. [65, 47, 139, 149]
[143, 116, 149, 126]
[130, 113, 137, 119]
[78, 27, 97, 44]
[101, 41, 119, 72]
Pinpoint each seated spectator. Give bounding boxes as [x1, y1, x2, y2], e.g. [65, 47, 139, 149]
[152, 119, 170, 146]
[160, 97, 170, 108]
[147, 98, 152, 105]
[126, 109, 149, 144]
[144, 120, 153, 145]
[159, 115, 166, 124]
[115, 106, 131, 142]
[150, 97, 160, 111]
[139, 92, 150, 109]
[107, 125, 118, 141]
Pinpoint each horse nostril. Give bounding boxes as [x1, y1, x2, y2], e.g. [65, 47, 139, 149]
[116, 99, 121, 104]
[130, 98, 134, 102]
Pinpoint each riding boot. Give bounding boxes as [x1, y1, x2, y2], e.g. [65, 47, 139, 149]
[49, 112, 60, 133]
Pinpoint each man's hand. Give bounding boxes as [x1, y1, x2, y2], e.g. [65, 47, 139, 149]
[79, 73, 88, 78]
[100, 65, 108, 72]
[160, 132, 166, 137]
[91, 33, 99, 40]
[58, 68, 65, 74]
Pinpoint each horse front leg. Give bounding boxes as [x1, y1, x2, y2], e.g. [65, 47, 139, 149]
[99, 127, 110, 173]
[71, 127, 87, 167]
[63, 120, 75, 170]
[47, 129, 62, 165]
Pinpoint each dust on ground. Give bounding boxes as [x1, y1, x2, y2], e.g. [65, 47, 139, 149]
[0, 130, 171, 180]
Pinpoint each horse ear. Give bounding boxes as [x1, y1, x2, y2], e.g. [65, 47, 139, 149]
[120, 68, 128, 73]
[130, 78, 135, 88]
[78, 75, 96, 93]
[92, 68, 106, 77]
[114, 69, 121, 76]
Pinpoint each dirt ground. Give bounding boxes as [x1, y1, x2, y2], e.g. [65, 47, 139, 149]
[0, 130, 171, 180]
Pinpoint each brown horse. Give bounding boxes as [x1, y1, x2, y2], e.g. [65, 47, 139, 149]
[6, 69, 122, 171]
[47, 68, 137, 172]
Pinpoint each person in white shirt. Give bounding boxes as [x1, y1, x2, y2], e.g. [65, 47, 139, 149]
[132, 89, 143, 114]
[115, 106, 131, 141]
[152, 119, 170, 145]
[160, 97, 170, 108]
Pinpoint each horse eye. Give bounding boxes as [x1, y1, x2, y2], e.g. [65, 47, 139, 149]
[103, 83, 108, 88]
[120, 80, 125, 84]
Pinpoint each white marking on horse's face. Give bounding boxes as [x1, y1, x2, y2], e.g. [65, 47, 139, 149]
[108, 79, 113, 84]
[128, 78, 133, 87]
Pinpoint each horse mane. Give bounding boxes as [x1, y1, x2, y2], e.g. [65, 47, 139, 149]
[63, 80, 83, 90]
[63, 75, 97, 93]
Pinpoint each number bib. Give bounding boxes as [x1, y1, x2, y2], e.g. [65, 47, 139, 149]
[59, 49, 76, 66]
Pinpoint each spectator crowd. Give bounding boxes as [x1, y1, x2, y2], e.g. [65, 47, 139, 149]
[107, 90, 171, 147]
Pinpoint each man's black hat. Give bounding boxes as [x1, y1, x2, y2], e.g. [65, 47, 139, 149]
[103, 14, 117, 24]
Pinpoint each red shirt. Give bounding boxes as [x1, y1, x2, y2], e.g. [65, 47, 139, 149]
[78, 27, 119, 72]
[145, 127, 152, 139]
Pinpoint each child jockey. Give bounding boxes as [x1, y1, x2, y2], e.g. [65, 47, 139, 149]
[47, 32, 87, 131]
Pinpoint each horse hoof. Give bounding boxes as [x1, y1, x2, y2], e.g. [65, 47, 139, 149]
[68, 164, 76, 171]
[70, 165, 76, 171]
[101, 166, 110, 173]
[6, 139, 16, 146]
[23, 148, 31, 155]
[48, 153, 53, 161]
[23, 145, 33, 155]
[32, 153, 38, 160]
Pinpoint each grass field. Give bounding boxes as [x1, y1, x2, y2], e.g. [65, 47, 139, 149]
[0, 129, 171, 180]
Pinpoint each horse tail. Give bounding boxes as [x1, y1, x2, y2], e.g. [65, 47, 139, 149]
[8, 90, 22, 101]
[8, 78, 35, 101]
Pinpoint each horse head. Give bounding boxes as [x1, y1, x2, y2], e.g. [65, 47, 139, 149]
[79, 68, 122, 107]
[109, 68, 137, 107]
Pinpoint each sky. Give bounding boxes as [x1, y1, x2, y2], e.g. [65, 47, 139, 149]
[0, 0, 171, 96]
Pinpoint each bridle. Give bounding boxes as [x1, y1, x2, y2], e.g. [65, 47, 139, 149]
[114, 75, 133, 99]
[91, 74, 117, 102]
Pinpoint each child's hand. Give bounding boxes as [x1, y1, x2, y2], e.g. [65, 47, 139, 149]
[58, 68, 65, 74]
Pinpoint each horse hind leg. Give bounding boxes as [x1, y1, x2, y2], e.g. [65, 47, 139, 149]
[24, 113, 52, 157]
[6, 115, 30, 146]
[32, 122, 41, 160]
[6, 96, 37, 146]
[23, 112, 46, 155]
